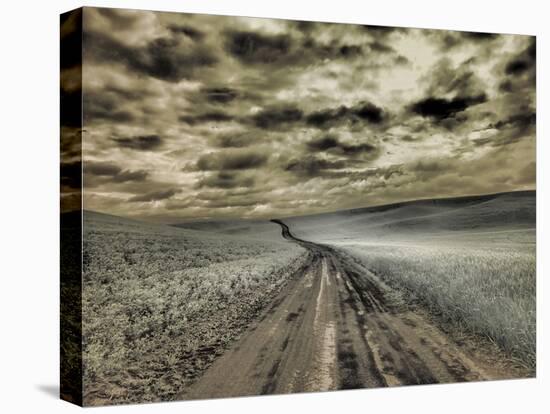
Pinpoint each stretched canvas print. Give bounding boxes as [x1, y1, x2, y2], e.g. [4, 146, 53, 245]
[60, 6, 536, 407]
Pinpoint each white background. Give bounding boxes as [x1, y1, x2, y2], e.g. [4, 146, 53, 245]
[0, 0, 547, 412]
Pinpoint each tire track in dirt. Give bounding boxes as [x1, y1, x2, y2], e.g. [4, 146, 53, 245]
[178, 220, 520, 400]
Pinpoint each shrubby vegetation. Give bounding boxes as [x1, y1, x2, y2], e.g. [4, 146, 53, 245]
[343, 243, 536, 371]
[82, 212, 306, 405]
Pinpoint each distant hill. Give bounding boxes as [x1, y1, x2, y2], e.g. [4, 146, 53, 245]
[80, 190, 535, 245]
[81, 210, 293, 247]
[172, 218, 284, 241]
[283, 190, 535, 244]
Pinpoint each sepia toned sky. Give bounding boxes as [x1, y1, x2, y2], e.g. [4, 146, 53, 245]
[76, 7, 535, 222]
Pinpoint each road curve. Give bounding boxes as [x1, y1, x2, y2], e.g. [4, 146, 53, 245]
[178, 220, 512, 400]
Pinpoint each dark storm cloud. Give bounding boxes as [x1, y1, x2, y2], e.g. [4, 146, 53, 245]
[334, 142, 377, 156]
[225, 30, 292, 65]
[112, 170, 149, 183]
[369, 41, 395, 54]
[424, 58, 486, 98]
[292, 20, 316, 33]
[527, 38, 536, 59]
[410, 94, 487, 121]
[285, 156, 347, 177]
[84, 162, 121, 176]
[84, 162, 149, 187]
[202, 87, 239, 103]
[252, 106, 303, 129]
[321, 164, 404, 181]
[412, 160, 447, 173]
[306, 101, 386, 129]
[408, 57, 491, 131]
[492, 112, 536, 131]
[84, 29, 217, 82]
[498, 38, 535, 95]
[129, 189, 178, 202]
[505, 60, 530, 76]
[83, 91, 135, 124]
[224, 29, 367, 68]
[504, 38, 536, 76]
[213, 132, 256, 148]
[447, 70, 478, 94]
[198, 171, 255, 189]
[302, 39, 368, 61]
[498, 80, 514, 93]
[179, 111, 235, 125]
[337, 44, 363, 58]
[307, 135, 340, 151]
[354, 102, 386, 123]
[185, 100, 386, 131]
[103, 83, 153, 102]
[113, 135, 163, 150]
[394, 55, 410, 65]
[168, 24, 205, 41]
[197, 151, 268, 171]
[485, 112, 536, 146]
[361, 25, 407, 37]
[427, 29, 500, 50]
[377, 164, 404, 180]
[307, 135, 376, 156]
[461, 31, 499, 41]
[306, 106, 348, 129]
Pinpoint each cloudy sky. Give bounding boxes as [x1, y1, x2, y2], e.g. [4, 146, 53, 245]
[65, 7, 535, 222]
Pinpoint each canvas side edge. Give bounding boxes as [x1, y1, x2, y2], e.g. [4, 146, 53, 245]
[60, 7, 83, 407]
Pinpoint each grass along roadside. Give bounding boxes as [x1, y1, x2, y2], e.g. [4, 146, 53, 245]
[82, 212, 308, 405]
[339, 243, 536, 372]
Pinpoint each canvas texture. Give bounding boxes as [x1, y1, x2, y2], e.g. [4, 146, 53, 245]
[60, 7, 536, 407]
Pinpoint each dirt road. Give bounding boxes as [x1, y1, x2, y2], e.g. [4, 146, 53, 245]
[179, 220, 515, 400]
